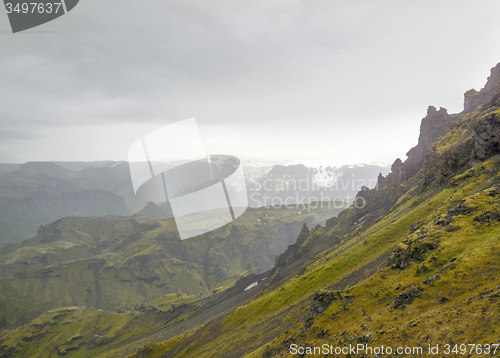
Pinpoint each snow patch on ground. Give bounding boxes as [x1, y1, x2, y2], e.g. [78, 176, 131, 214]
[244, 282, 259, 291]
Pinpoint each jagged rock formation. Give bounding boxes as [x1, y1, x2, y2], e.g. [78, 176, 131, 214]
[274, 223, 310, 269]
[405, 106, 452, 178]
[346, 63, 500, 227]
[474, 107, 500, 160]
[239, 61, 500, 358]
[464, 62, 500, 113]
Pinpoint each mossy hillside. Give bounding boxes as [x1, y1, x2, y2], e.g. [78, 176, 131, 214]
[0, 305, 176, 358]
[143, 82, 500, 354]
[0, 216, 142, 269]
[3, 163, 497, 358]
[0, 204, 341, 331]
[132, 156, 500, 358]
[4, 124, 497, 357]
[153, 294, 198, 311]
[249, 185, 500, 357]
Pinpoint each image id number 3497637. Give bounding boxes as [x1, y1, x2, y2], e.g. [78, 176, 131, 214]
[5, 2, 62, 14]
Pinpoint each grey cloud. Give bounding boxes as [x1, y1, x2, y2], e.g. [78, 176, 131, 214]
[0, 128, 41, 140]
[1, 0, 500, 163]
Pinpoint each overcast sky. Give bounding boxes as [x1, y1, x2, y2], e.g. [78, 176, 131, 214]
[1, 1, 500, 166]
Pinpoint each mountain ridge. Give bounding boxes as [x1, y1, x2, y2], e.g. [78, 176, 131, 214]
[0, 160, 388, 245]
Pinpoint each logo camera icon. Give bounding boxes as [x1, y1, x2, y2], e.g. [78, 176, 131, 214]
[128, 118, 248, 240]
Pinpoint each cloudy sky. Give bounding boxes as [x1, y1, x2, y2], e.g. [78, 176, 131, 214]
[1, 0, 500, 166]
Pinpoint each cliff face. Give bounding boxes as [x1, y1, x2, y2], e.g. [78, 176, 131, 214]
[464, 62, 500, 113]
[271, 62, 500, 288]
[350, 63, 500, 223]
[404, 106, 452, 178]
[474, 105, 500, 160]
[411, 64, 500, 170]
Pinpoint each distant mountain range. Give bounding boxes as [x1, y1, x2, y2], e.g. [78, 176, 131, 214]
[0, 161, 139, 245]
[245, 162, 390, 207]
[0, 160, 388, 245]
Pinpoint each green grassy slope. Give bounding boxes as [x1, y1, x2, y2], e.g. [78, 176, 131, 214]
[0, 204, 343, 332]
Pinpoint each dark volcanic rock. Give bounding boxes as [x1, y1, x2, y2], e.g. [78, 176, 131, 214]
[423, 275, 439, 285]
[447, 201, 475, 217]
[87, 335, 113, 348]
[311, 289, 342, 314]
[464, 63, 500, 113]
[275, 223, 310, 269]
[388, 234, 438, 270]
[474, 109, 500, 161]
[405, 106, 452, 178]
[394, 285, 423, 309]
[0, 343, 17, 358]
[474, 210, 500, 224]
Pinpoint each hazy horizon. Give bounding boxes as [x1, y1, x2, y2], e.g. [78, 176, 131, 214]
[0, 158, 392, 170]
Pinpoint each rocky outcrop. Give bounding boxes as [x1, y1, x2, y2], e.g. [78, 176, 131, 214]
[473, 108, 500, 160]
[310, 289, 342, 314]
[356, 63, 500, 221]
[464, 63, 500, 113]
[404, 106, 452, 178]
[474, 210, 500, 224]
[394, 285, 423, 309]
[388, 232, 438, 270]
[352, 157, 409, 223]
[352, 106, 455, 224]
[87, 335, 113, 348]
[274, 223, 310, 269]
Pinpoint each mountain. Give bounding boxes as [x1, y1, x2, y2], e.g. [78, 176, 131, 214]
[1, 62, 498, 357]
[0, 164, 21, 177]
[0, 161, 140, 245]
[246, 163, 390, 207]
[134, 202, 173, 219]
[0, 159, 387, 245]
[0, 203, 343, 332]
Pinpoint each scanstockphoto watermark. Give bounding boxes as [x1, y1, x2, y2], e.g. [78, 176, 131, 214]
[290, 343, 424, 356]
[289, 343, 500, 356]
[254, 175, 379, 194]
[249, 174, 375, 211]
[249, 192, 366, 212]
[128, 118, 249, 241]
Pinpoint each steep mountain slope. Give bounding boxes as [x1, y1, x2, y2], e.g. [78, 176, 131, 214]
[0, 204, 342, 332]
[131, 62, 500, 357]
[1, 62, 500, 358]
